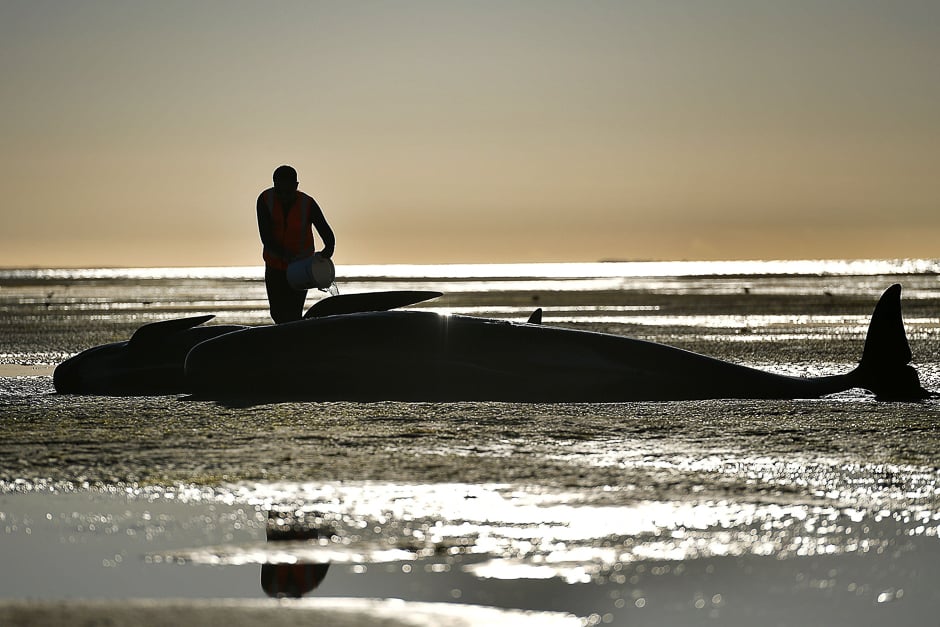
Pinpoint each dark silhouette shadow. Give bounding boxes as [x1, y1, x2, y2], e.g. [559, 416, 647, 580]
[261, 509, 331, 598]
[56, 286, 932, 403]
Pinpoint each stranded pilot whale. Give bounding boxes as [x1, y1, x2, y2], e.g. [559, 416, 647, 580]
[54, 285, 930, 402]
[183, 284, 929, 402]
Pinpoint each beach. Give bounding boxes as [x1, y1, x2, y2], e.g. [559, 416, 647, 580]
[1, 261, 939, 626]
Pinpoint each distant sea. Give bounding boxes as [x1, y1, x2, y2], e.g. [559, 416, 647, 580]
[1, 259, 938, 626]
[3, 257, 940, 319]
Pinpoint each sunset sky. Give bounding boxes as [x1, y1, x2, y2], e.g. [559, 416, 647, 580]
[2, 1, 938, 267]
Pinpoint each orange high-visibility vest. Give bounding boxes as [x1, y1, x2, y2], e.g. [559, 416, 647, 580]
[262, 189, 315, 270]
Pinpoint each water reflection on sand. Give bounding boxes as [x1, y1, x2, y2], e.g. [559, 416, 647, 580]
[1, 477, 937, 625]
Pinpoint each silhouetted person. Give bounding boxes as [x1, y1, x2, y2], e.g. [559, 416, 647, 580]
[257, 165, 336, 323]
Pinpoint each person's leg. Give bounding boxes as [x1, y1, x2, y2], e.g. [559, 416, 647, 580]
[265, 267, 307, 323]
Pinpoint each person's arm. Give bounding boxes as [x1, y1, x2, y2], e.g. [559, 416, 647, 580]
[310, 198, 336, 259]
[256, 194, 289, 261]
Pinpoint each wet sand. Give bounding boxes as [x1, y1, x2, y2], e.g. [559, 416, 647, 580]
[2, 264, 939, 625]
[0, 365, 54, 377]
[2, 377, 938, 489]
[0, 598, 578, 627]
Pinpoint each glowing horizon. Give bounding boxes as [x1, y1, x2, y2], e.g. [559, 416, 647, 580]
[2, 1, 938, 267]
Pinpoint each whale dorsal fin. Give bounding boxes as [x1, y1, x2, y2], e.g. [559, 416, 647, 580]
[129, 315, 216, 348]
[527, 308, 543, 324]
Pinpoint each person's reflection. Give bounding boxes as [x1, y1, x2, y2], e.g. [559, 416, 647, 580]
[261, 509, 331, 598]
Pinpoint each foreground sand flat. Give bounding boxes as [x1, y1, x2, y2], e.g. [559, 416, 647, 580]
[0, 598, 577, 627]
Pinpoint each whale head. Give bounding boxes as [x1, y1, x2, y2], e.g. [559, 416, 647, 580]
[53, 315, 245, 396]
[53, 341, 132, 394]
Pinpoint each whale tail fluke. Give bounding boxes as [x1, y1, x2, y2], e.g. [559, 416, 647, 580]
[853, 284, 929, 401]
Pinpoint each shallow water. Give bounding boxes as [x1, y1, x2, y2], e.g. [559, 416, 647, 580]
[1, 262, 939, 625]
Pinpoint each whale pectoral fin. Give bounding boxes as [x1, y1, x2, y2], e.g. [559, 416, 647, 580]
[128, 315, 216, 350]
[527, 308, 543, 325]
[303, 291, 444, 319]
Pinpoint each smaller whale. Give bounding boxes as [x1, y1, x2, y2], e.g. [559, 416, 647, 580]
[52, 315, 246, 395]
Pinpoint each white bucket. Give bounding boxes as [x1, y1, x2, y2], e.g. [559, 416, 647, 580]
[286, 255, 335, 290]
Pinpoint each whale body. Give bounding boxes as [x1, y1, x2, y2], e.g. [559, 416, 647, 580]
[54, 285, 930, 402]
[183, 284, 928, 402]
